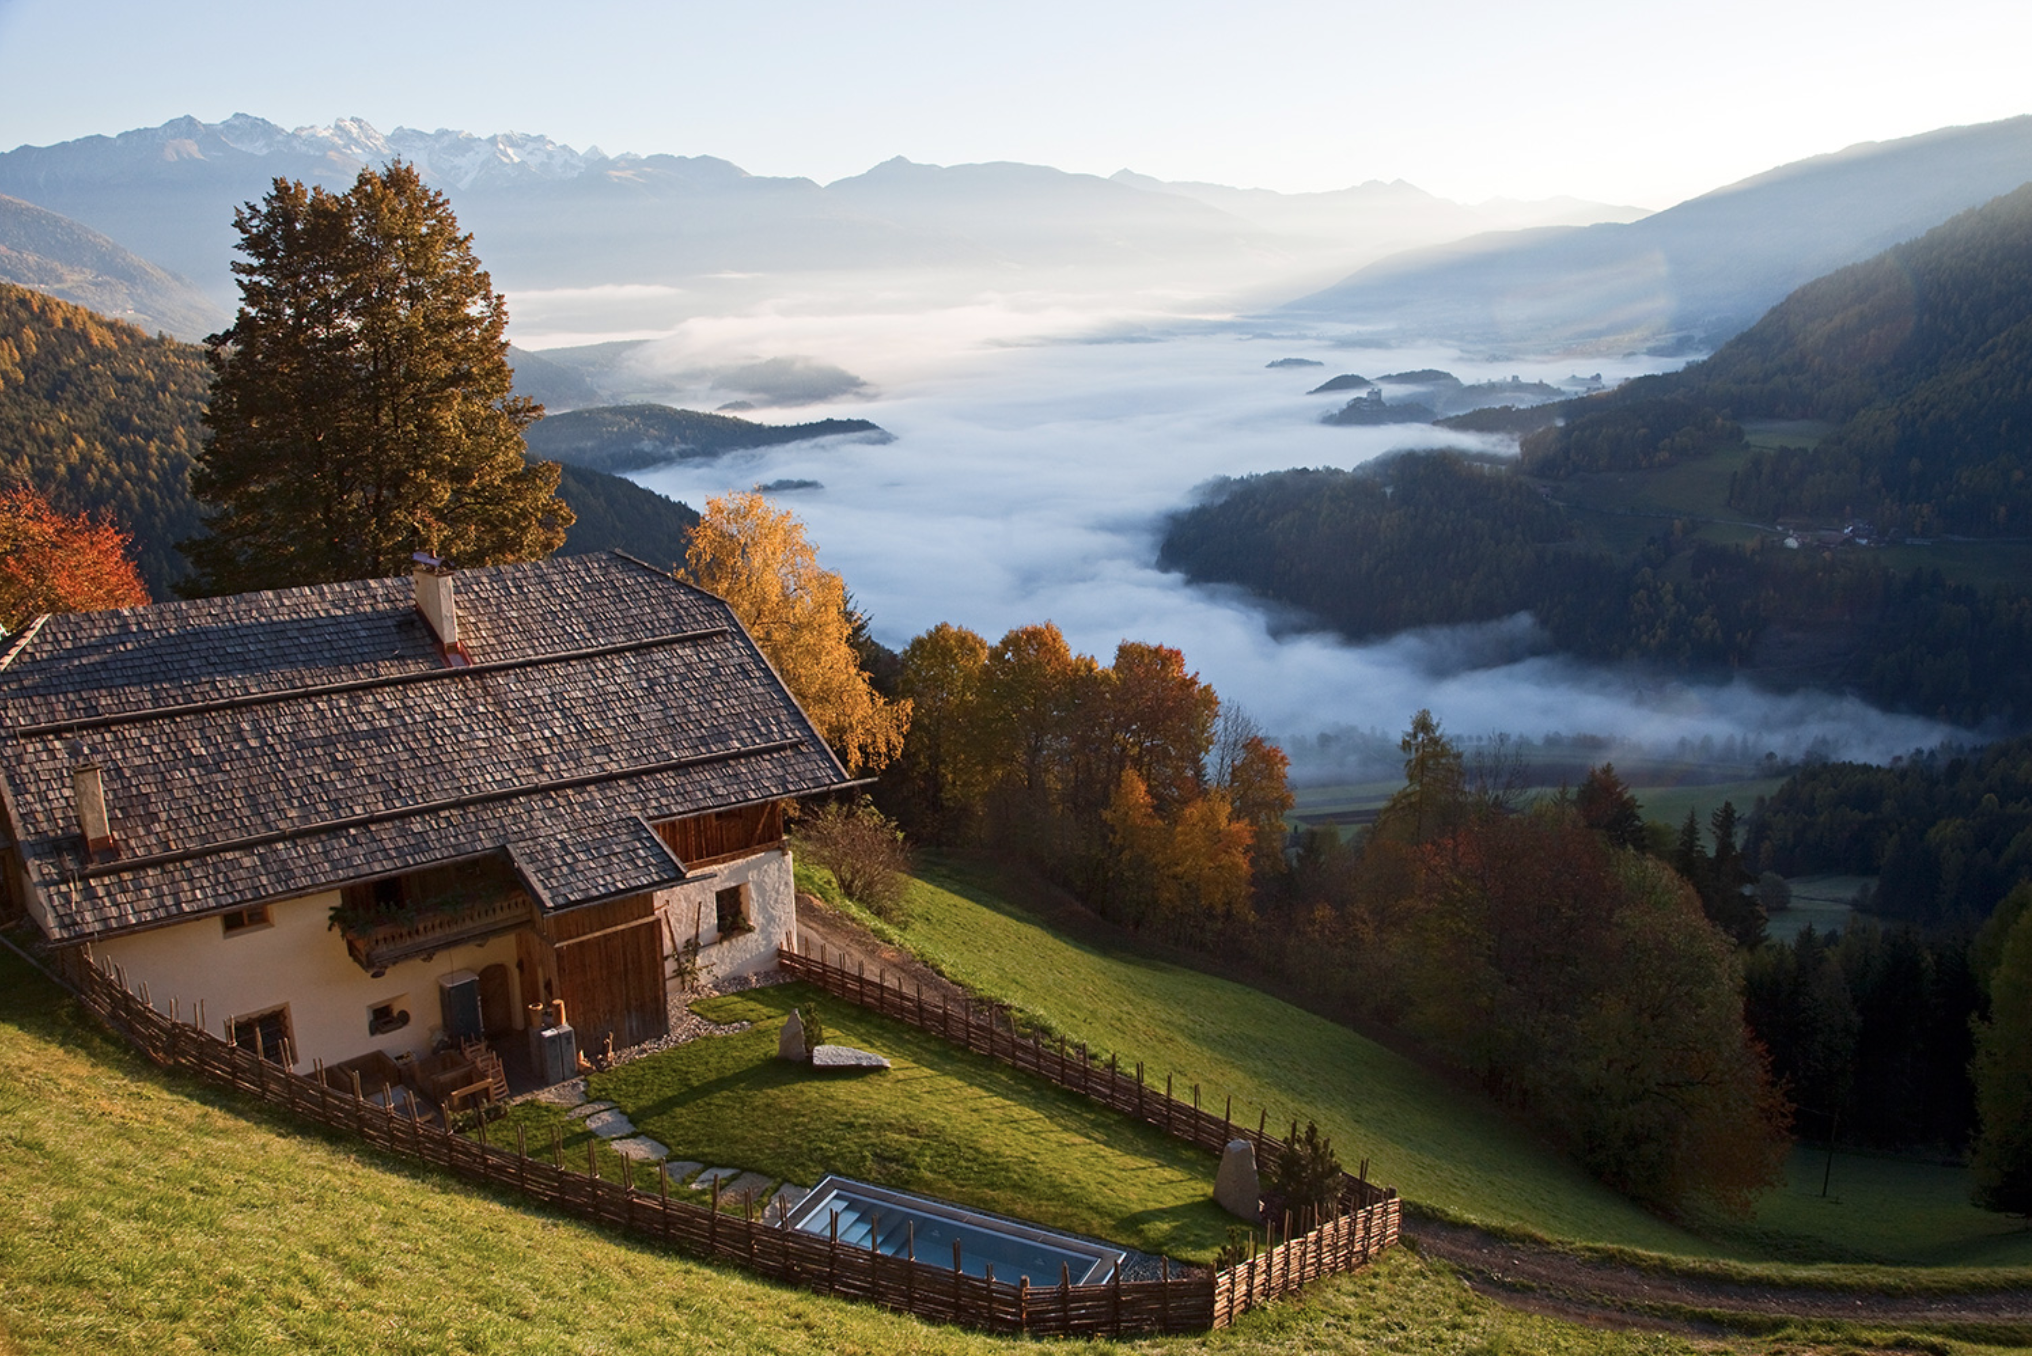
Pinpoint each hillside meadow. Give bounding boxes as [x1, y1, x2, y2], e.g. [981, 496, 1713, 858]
[7, 938, 1965, 1356]
[828, 856, 2032, 1274]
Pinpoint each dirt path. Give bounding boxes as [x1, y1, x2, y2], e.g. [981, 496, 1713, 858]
[1406, 1216, 2032, 1337]
[792, 893, 969, 1012]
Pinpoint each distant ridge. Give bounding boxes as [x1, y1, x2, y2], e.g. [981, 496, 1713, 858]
[0, 194, 223, 338]
[1285, 116, 2032, 354]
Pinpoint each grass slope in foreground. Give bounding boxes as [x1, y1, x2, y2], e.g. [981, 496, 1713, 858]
[489, 981, 1234, 1262]
[866, 858, 2032, 1269]
[9, 945, 1966, 1356]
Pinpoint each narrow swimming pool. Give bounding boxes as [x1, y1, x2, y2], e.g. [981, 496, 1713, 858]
[784, 1176, 1128, 1285]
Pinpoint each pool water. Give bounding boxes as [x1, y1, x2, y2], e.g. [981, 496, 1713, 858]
[785, 1176, 1127, 1285]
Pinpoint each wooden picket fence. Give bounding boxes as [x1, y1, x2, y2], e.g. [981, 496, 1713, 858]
[776, 939, 1402, 1320]
[58, 943, 1397, 1336]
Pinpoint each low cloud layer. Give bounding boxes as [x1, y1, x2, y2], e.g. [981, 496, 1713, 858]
[575, 310, 1959, 773]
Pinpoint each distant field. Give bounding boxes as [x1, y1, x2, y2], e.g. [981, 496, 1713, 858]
[1634, 778, 1787, 832]
[1766, 874, 1874, 943]
[1708, 1147, 2032, 1268]
[1740, 418, 1834, 451]
[1292, 773, 1785, 838]
[1538, 440, 1764, 555]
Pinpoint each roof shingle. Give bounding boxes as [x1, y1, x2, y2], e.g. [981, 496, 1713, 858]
[0, 553, 852, 940]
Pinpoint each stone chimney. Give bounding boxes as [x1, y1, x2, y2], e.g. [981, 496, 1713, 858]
[72, 764, 116, 856]
[411, 553, 469, 666]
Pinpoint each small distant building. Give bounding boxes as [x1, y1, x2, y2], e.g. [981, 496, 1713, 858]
[0, 552, 854, 1084]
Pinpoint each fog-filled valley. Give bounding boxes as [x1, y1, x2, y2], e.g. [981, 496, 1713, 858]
[520, 305, 1958, 778]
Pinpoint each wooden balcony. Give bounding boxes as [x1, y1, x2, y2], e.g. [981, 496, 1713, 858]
[334, 858, 534, 972]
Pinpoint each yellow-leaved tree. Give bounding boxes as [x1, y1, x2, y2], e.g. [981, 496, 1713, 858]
[683, 491, 910, 774]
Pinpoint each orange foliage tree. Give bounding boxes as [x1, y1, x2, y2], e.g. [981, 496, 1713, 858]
[0, 485, 148, 631]
[683, 491, 910, 774]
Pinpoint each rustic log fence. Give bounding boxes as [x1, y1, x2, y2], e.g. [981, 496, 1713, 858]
[55, 943, 1397, 1336]
[776, 940, 1402, 1317]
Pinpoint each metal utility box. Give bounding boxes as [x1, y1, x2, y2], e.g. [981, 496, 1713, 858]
[531, 1022, 578, 1086]
[438, 969, 483, 1043]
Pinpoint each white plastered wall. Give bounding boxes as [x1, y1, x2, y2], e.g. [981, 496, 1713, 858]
[93, 889, 522, 1072]
[654, 845, 794, 986]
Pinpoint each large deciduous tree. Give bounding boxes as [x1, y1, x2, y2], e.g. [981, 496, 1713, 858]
[0, 485, 148, 630]
[683, 491, 910, 774]
[183, 162, 570, 593]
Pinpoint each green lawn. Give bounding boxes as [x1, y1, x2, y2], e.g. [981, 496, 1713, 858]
[19, 943, 2009, 1355]
[490, 981, 1235, 1262]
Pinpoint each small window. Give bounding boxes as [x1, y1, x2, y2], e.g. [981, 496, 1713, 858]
[715, 885, 751, 937]
[221, 904, 273, 936]
[229, 1004, 293, 1065]
[368, 1000, 411, 1037]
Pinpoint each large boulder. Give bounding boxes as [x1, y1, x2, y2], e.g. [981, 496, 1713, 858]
[1214, 1138, 1262, 1221]
[778, 1007, 807, 1062]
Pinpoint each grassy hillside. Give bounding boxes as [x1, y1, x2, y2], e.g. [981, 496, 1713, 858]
[834, 857, 2032, 1272]
[3, 930, 2025, 1351]
[490, 981, 1233, 1262]
[867, 860, 1715, 1255]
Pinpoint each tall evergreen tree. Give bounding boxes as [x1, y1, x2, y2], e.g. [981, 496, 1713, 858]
[183, 162, 570, 594]
[1971, 906, 2032, 1215]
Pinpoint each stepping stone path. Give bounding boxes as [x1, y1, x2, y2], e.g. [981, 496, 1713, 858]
[582, 1108, 637, 1139]
[666, 1160, 704, 1181]
[763, 1184, 812, 1226]
[717, 1171, 775, 1206]
[691, 1166, 742, 1190]
[565, 1099, 616, 1119]
[609, 1136, 668, 1162]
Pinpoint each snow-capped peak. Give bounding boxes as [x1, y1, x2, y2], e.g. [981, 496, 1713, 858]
[200, 115, 609, 189]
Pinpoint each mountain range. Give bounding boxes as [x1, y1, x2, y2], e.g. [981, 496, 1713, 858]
[0, 115, 1647, 332]
[1286, 117, 2032, 354]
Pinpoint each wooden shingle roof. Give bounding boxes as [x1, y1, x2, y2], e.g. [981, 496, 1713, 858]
[0, 552, 853, 942]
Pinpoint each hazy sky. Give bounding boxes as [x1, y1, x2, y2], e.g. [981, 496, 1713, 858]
[2, 0, 2027, 209]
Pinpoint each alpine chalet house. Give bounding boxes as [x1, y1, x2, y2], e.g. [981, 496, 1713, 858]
[0, 552, 854, 1101]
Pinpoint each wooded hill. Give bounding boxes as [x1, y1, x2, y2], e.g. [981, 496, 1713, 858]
[0, 284, 702, 599]
[1158, 451, 2032, 725]
[523, 403, 889, 474]
[1523, 183, 2032, 538]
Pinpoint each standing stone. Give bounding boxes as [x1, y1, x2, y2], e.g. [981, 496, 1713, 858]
[778, 1007, 807, 1062]
[1214, 1138, 1262, 1221]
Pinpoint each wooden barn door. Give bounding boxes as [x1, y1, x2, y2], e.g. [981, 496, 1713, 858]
[546, 895, 668, 1050]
